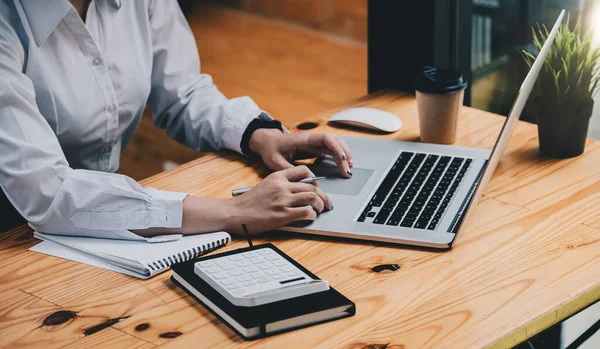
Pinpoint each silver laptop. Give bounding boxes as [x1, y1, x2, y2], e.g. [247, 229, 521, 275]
[282, 10, 565, 249]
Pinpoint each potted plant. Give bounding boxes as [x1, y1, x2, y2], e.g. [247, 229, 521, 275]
[522, 14, 600, 158]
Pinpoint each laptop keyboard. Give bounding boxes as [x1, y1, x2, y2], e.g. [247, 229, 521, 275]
[357, 152, 472, 230]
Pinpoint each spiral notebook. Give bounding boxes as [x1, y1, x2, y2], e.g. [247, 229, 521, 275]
[30, 231, 231, 279]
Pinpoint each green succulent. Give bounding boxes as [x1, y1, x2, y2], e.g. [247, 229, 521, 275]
[522, 13, 600, 105]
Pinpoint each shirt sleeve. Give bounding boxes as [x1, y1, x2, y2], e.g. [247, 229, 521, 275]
[146, 0, 270, 154]
[0, 18, 187, 237]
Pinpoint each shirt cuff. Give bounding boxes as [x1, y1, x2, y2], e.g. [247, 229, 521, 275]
[147, 188, 188, 228]
[219, 96, 272, 154]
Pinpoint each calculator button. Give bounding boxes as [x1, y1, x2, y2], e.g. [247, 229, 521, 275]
[215, 260, 236, 270]
[273, 260, 287, 267]
[198, 261, 215, 268]
[258, 263, 273, 270]
[257, 249, 273, 255]
[250, 272, 265, 279]
[241, 280, 256, 286]
[265, 255, 279, 261]
[229, 254, 245, 262]
[249, 257, 266, 264]
[225, 283, 241, 290]
[235, 260, 250, 267]
[286, 271, 301, 277]
[235, 275, 252, 282]
[203, 266, 221, 274]
[243, 252, 258, 258]
[232, 289, 246, 295]
[280, 265, 295, 273]
[256, 277, 270, 283]
[242, 266, 258, 273]
[272, 274, 286, 280]
[265, 269, 281, 276]
[219, 279, 236, 286]
[228, 269, 243, 276]
[212, 272, 228, 280]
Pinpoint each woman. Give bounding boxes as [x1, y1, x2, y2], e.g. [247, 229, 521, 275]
[0, 0, 353, 236]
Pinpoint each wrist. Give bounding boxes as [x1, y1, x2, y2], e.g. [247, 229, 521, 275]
[134, 196, 239, 237]
[222, 197, 248, 234]
[249, 128, 284, 156]
[241, 117, 284, 157]
[182, 196, 236, 233]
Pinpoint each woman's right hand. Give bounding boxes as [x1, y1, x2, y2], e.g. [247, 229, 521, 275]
[135, 166, 331, 238]
[226, 166, 333, 236]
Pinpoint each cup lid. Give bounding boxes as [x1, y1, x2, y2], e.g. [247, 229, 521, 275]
[415, 66, 468, 94]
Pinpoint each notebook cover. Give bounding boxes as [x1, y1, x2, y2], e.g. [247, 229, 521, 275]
[170, 243, 355, 340]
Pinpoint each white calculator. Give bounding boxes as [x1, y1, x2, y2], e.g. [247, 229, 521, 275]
[194, 244, 329, 307]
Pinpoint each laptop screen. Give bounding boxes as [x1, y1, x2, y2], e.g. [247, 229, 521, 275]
[450, 9, 566, 246]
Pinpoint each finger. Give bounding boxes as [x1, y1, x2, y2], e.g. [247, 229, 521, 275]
[311, 135, 351, 178]
[300, 147, 349, 165]
[287, 206, 318, 222]
[292, 151, 329, 160]
[289, 183, 332, 210]
[294, 148, 331, 159]
[288, 183, 318, 193]
[324, 135, 352, 177]
[337, 138, 354, 168]
[295, 146, 350, 178]
[266, 153, 294, 171]
[281, 165, 315, 182]
[290, 192, 325, 213]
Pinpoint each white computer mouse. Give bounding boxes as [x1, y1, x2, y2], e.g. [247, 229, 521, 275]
[328, 107, 402, 133]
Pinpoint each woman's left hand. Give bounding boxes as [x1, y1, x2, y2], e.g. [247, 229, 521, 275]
[249, 129, 354, 178]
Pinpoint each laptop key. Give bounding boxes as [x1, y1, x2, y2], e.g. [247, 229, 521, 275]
[388, 205, 405, 221]
[386, 218, 400, 226]
[370, 197, 381, 207]
[427, 220, 439, 230]
[357, 212, 367, 222]
[373, 212, 390, 224]
[414, 220, 428, 229]
[400, 220, 414, 227]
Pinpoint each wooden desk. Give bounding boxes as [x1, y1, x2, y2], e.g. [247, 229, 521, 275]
[1, 91, 600, 349]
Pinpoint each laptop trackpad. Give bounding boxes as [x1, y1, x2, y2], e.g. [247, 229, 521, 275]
[310, 158, 373, 196]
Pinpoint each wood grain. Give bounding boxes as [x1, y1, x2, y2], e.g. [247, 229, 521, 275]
[2, 91, 600, 348]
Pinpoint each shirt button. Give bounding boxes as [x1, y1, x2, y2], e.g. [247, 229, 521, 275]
[102, 144, 112, 152]
[92, 57, 102, 66]
[106, 104, 117, 114]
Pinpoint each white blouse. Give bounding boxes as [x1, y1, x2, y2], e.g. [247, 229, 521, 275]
[0, 0, 266, 237]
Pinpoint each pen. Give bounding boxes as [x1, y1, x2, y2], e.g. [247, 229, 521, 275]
[231, 176, 326, 196]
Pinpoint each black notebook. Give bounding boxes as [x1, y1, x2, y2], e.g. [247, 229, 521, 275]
[171, 244, 355, 340]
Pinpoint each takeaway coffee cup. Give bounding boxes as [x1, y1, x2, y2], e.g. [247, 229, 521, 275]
[415, 67, 468, 144]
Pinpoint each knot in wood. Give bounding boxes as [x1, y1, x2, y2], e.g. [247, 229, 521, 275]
[371, 264, 400, 273]
[135, 323, 150, 331]
[42, 310, 77, 329]
[159, 331, 183, 338]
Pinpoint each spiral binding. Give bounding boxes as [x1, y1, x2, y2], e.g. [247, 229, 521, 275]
[145, 237, 230, 272]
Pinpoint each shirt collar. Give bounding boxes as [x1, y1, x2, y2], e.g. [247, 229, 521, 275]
[19, 0, 122, 47]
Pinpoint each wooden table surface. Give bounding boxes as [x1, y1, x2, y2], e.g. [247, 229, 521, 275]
[2, 91, 600, 349]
